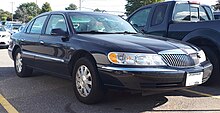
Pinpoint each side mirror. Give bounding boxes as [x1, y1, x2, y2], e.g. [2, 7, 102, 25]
[51, 28, 68, 36]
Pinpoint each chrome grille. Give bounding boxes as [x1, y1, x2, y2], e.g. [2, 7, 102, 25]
[160, 54, 197, 67]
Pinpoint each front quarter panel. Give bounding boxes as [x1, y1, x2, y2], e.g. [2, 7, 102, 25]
[66, 35, 123, 66]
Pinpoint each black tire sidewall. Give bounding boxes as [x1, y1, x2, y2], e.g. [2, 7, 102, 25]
[72, 57, 104, 104]
[14, 48, 32, 77]
[201, 47, 219, 83]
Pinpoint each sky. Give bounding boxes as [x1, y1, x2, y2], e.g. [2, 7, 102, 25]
[1, 0, 217, 14]
[2, 0, 127, 14]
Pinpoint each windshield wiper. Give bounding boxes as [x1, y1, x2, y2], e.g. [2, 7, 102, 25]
[77, 30, 113, 34]
[114, 31, 137, 34]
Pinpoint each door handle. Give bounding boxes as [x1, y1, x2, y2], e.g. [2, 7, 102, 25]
[40, 40, 44, 45]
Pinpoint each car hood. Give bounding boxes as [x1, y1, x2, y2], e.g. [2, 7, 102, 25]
[0, 31, 10, 35]
[78, 34, 198, 54]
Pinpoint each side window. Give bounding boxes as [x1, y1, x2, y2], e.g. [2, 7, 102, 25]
[45, 15, 67, 35]
[204, 6, 214, 20]
[152, 4, 167, 26]
[30, 16, 47, 34]
[190, 6, 199, 21]
[129, 8, 151, 29]
[26, 20, 34, 33]
[173, 3, 202, 22]
[173, 3, 190, 21]
[199, 6, 209, 21]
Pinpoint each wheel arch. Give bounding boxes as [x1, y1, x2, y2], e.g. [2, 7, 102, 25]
[68, 49, 97, 75]
[186, 37, 220, 58]
[182, 29, 220, 57]
[12, 45, 21, 60]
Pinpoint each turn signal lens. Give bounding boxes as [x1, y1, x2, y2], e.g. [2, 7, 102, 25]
[108, 52, 118, 63]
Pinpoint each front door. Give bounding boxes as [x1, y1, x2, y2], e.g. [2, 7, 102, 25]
[36, 14, 70, 76]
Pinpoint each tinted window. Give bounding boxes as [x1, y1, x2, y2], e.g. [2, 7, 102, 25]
[199, 6, 209, 21]
[204, 6, 214, 20]
[190, 6, 199, 21]
[45, 15, 67, 34]
[173, 3, 190, 21]
[152, 4, 167, 26]
[12, 24, 22, 30]
[129, 8, 151, 28]
[26, 21, 34, 33]
[30, 16, 47, 34]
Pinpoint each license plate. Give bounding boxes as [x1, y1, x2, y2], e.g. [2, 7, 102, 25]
[185, 72, 203, 86]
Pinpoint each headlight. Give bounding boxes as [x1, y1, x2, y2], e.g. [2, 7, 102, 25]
[198, 50, 206, 63]
[108, 52, 166, 66]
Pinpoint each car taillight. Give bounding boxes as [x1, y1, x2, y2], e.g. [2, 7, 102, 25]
[188, 0, 200, 4]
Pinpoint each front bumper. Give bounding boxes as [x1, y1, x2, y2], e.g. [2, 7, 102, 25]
[98, 61, 212, 91]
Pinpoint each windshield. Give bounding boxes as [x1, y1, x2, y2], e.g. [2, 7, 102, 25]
[0, 26, 6, 31]
[12, 25, 22, 30]
[69, 13, 137, 34]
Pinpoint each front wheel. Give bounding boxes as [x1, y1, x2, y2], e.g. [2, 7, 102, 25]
[201, 46, 220, 84]
[14, 48, 33, 77]
[72, 57, 105, 104]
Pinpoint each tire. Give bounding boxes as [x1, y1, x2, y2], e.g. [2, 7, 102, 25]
[72, 57, 105, 104]
[201, 46, 220, 85]
[14, 48, 33, 77]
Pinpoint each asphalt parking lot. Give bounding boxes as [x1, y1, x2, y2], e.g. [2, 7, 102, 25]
[0, 49, 220, 113]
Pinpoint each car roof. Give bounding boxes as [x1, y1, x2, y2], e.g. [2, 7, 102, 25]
[39, 11, 117, 17]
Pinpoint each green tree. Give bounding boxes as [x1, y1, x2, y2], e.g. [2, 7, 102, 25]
[41, 2, 52, 13]
[1, 17, 7, 21]
[94, 8, 101, 12]
[65, 3, 77, 10]
[125, 0, 164, 15]
[0, 9, 12, 21]
[14, 2, 41, 22]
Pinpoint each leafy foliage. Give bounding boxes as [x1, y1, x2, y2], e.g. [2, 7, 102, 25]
[14, 2, 41, 22]
[41, 2, 52, 13]
[94, 8, 101, 12]
[65, 3, 77, 10]
[0, 9, 12, 21]
[125, 0, 164, 15]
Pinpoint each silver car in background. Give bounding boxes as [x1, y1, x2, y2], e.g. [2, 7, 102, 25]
[0, 26, 11, 48]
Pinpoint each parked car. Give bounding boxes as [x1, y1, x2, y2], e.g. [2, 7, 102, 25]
[0, 26, 11, 48]
[8, 11, 212, 104]
[214, 12, 220, 20]
[127, 1, 220, 83]
[5, 23, 22, 34]
[18, 24, 26, 32]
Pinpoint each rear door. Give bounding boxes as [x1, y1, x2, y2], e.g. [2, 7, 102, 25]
[20, 15, 48, 67]
[36, 14, 70, 76]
